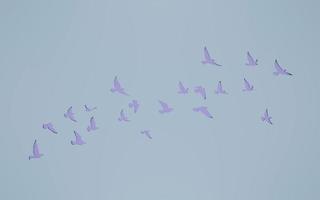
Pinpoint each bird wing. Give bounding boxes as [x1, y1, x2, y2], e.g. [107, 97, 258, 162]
[247, 51, 254, 63]
[74, 131, 81, 140]
[217, 81, 223, 91]
[200, 107, 212, 117]
[33, 140, 39, 155]
[90, 117, 96, 126]
[48, 124, 57, 134]
[204, 46, 212, 61]
[67, 106, 73, 114]
[274, 60, 284, 72]
[244, 78, 250, 88]
[178, 81, 185, 91]
[114, 76, 121, 88]
[158, 100, 168, 109]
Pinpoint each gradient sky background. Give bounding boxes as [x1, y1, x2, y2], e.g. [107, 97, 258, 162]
[1, 0, 320, 199]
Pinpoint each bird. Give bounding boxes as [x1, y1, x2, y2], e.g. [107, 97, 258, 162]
[201, 46, 222, 66]
[140, 130, 152, 139]
[64, 106, 77, 122]
[261, 109, 273, 125]
[192, 106, 213, 118]
[87, 116, 98, 132]
[178, 81, 189, 94]
[245, 51, 258, 66]
[273, 59, 293, 76]
[29, 140, 43, 160]
[158, 100, 173, 113]
[242, 78, 254, 91]
[84, 104, 97, 112]
[194, 86, 206, 100]
[118, 109, 130, 122]
[110, 76, 129, 96]
[129, 100, 139, 113]
[215, 81, 228, 94]
[42, 122, 58, 134]
[71, 131, 86, 145]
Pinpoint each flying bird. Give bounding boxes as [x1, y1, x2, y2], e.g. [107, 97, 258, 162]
[110, 76, 129, 96]
[273, 59, 292, 76]
[215, 81, 228, 94]
[242, 78, 254, 91]
[42, 122, 58, 134]
[118, 109, 130, 122]
[29, 140, 43, 160]
[84, 104, 97, 112]
[201, 46, 222, 66]
[158, 100, 173, 113]
[261, 109, 273, 125]
[64, 106, 77, 122]
[87, 116, 98, 132]
[194, 86, 206, 100]
[71, 131, 86, 145]
[193, 106, 213, 119]
[129, 100, 139, 113]
[178, 81, 189, 94]
[141, 130, 152, 139]
[245, 51, 258, 66]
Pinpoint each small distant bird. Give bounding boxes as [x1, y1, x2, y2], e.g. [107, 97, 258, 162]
[273, 59, 292, 76]
[201, 46, 222, 66]
[158, 100, 173, 113]
[71, 131, 86, 145]
[42, 122, 58, 134]
[64, 106, 77, 122]
[194, 86, 206, 100]
[242, 78, 254, 91]
[29, 140, 43, 160]
[141, 130, 152, 139]
[261, 109, 273, 125]
[193, 106, 213, 118]
[215, 81, 228, 94]
[87, 116, 98, 132]
[84, 104, 97, 112]
[129, 100, 139, 113]
[118, 109, 130, 122]
[110, 76, 129, 96]
[178, 81, 189, 94]
[245, 51, 258, 66]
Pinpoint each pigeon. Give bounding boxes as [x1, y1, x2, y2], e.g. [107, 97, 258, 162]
[42, 122, 58, 134]
[71, 131, 86, 145]
[273, 59, 292, 76]
[194, 86, 206, 100]
[141, 130, 152, 139]
[242, 78, 254, 91]
[201, 46, 222, 66]
[29, 140, 43, 160]
[129, 100, 139, 113]
[261, 109, 273, 125]
[87, 116, 98, 132]
[64, 106, 77, 122]
[215, 81, 228, 94]
[245, 51, 258, 66]
[178, 81, 189, 94]
[110, 76, 129, 96]
[118, 109, 130, 122]
[158, 100, 173, 113]
[193, 106, 213, 118]
[84, 104, 97, 112]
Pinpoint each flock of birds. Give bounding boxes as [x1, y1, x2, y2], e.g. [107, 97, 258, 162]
[28, 46, 293, 160]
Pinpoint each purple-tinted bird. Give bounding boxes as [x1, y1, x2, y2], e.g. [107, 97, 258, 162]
[64, 106, 77, 122]
[118, 109, 130, 122]
[245, 51, 258, 66]
[29, 140, 43, 160]
[84, 104, 97, 112]
[71, 131, 86, 145]
[201, 46, 222, 66]
[87, 116, 98, 132]
[129, 100, 139, 113]
[110, 76, 129, 96]
[158, 100, 173, 113]
[42, 122, 58, 134]
[193, 106, 213, 118]
[141, 130, 152, 139]
[242, 78, 254, 91]
[178, 81, 189, 94]
[261, 109, 273, 125]
[215, 81, 228, 94]
[194, 86, 206, 100]
[273, 59, 292, 76]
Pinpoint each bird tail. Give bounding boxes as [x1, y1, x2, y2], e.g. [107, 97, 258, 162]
[28, 156, 33, 160]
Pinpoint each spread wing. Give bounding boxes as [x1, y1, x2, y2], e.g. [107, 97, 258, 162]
[204, 46, 211, 60]
[200, 107, 212, 118]
[274, 60, 284, 72]
[247, 51, 254, 63]
[158, 100, 169, 109]
[74, 131, 81, 140]
[33, 140, 39, 155]
[90, 117, 96, 126]
[178, 81, 185, 91]
[114, 76, 121, 88]
[67, 106, 73, 114]
[244, 78, 250, 88]
[217, 81, 223, 91]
